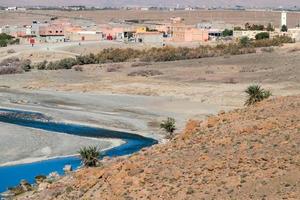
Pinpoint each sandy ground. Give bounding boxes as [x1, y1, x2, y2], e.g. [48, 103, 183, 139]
[0, 42, 299, 167]
[0, 122, 123, 166]
[1, 10, 300, 28]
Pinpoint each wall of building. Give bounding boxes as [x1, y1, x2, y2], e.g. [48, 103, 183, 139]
[135, 32, 163, 44]
[39, 24, 64, 36]
[65, 31, 103, 41]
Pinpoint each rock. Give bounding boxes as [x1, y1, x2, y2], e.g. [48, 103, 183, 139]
[63, 165, 73, 173]
[20, 179, 32, 192]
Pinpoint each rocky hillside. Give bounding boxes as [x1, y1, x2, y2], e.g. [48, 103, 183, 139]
[18, 96, 300, 200]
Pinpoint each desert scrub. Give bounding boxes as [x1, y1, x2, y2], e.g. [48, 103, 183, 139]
[128, 69, 163, 77]
[245, 84, 272, 106]
[160, 117, 176, 137]
[78, 146, 101, 167]
[0, 57, 31, 74]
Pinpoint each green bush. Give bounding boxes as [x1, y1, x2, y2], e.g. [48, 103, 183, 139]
[222, 29, 233, 37]
[281, 25, 288, 32]
[0, 39, 7, 47]
[245, 85, 272, 106]
[46, 58, 77, 70]
[255, 32, 270, 40]
[239, 37, 251, 47]
[160, 117, 176, 136]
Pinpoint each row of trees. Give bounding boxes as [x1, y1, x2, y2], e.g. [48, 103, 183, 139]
[234, 23, 287, 32]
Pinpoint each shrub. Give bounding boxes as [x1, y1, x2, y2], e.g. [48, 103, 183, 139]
[0, 40, 7, 47]
[19, 59, 32, 72]
[222, 29, 233, 37]
[34, 60, 48, 70]
[261, 47, 274, 53]
[46, 58, 77, 70]
[72, 65, 83, 71]
[7, 49, 16, 54]
[78, 146, 101, 167]
[266, 23, 274, 31]
[128, 69, 163, 77]
[160, 117, 176, 136]
[244, 85, 272, 106]
[107, 65, 121, 72]
[0, 57, 20, 66]
[255, 32, 270, 40]
[0, 65, 22, 75]
[239, 37, 251, 47]
[281, 25, 288, 32]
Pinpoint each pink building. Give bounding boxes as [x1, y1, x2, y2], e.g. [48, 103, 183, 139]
[39, 24, 64, 36]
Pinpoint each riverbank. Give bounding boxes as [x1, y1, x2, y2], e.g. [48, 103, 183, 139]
[15, 95, 300, 200]
[0, 121, 124, 166]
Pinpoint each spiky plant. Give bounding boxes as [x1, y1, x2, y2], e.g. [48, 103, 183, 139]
[160, 117, 176, 137]
[245, 85, 272, 106]
[78, 146, 101, 167]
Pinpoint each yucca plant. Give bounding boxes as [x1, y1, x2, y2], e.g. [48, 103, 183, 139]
[160, 117, 176, 137]
[78, 146, 101, 167]
[245, 85, 272, 106]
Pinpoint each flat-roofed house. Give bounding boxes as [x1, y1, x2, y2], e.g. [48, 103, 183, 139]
[38, 24, 65, 43]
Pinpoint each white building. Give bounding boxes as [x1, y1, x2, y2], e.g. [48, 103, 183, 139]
[281, 11, 287, 27]
[288, 28, 300, 42]
[5, 7, 17, 11]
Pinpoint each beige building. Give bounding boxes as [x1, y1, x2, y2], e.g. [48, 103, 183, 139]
[171, 23, 209, 42]
[288, 28, 300, 42]
[65, 31, 103, 41]
[135, 32, 164, 44]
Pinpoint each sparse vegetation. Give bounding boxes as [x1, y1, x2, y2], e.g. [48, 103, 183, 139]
[239, 37, 251, 47]
[261, 47, 274, 53]
[72, 65, 83, 72]
[0, 57, 31, 74]
[245, 85, 272, 106]
[160, 117, 176, 137]
[33, 60, 48, 70]
[78, 146, 101, 167]
[128, 69, 163, 77]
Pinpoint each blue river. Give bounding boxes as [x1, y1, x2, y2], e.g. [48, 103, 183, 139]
[0, 108, 157, 193]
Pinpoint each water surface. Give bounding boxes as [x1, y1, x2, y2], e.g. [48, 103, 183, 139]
[0, 108, 157, 193]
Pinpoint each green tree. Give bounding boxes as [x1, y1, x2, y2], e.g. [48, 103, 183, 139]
[245, 85, 272, 106]
[281, 25, 288, 32]
[222, 29, 233, 37]
[0, 40, 7, 47]
[78, 146, 101, 167]
[160, 117, 176, 136]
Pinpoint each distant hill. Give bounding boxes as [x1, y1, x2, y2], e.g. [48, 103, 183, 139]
[2, 0, 300, 7]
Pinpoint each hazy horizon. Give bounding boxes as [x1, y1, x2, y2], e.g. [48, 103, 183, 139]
[1, 0, 300, 8]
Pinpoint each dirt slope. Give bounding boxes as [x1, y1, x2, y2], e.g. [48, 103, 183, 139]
[18, 96, 300, 200]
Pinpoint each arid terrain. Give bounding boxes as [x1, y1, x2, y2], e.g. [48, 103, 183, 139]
[1, 10, 300, 27]
[16, 95, 300, 200]
[0, 42, 299, 167]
